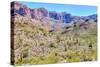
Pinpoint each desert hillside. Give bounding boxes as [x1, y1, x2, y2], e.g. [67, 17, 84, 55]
[11, 1, 97, 65]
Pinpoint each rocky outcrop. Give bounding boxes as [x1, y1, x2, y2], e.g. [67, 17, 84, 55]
[10, 1, 73, 23]
[11, 1, 97, 24]
[11, 1, 97, 32]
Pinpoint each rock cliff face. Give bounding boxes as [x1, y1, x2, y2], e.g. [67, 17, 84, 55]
[11, 1, 72, 23]
[11, 1, 97, 32]
[11, 1, 97, 24]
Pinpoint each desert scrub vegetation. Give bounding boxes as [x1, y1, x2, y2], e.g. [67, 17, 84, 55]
[12, 20, 97, 65]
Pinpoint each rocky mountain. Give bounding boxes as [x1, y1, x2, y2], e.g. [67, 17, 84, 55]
[11, 2, 90, 23]
[88, 14, 97, 22]
[11, 1, 97, 65]
[11, 1, 72, 23]
[11, 1, 97, 30]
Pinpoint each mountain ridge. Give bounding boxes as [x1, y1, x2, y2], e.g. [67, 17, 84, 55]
[11, 1, 97, 24]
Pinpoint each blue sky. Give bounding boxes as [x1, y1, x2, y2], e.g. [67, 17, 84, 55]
[19, 1, 97, 16]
